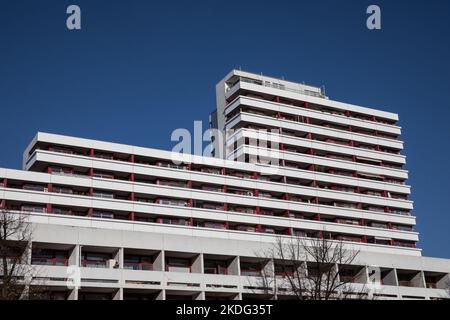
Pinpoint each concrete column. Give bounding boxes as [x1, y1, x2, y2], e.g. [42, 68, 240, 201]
[156, 289, 165, 300]
[298, 261, 308, 278]
[24, 242, 32, 265]
[411, 271, 426, 288]
[116, 248, 124, 269]
[154, 251, 164, 271]
[229, 256, 240, 276]
[192, 253, 203, 273]
[435, 273, 450, 289]
[20, 243, 33, 300]
[331, 263, 339, 283]
[263, 259, 275, 278]
[69, 245, 80, 266]
[113, 288, 123, 300]
[355, 266, 368, 283]
[68, 288, 78, 300]
[392, 268, 400, 286]
[264, 259, 276, 299]
[195, 291, 205, 300]
[383, 268, 397, 286]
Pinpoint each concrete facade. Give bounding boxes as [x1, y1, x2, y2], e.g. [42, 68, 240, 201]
[1, 70, 449, 300]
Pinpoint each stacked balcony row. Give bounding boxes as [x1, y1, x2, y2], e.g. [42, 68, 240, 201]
[27, 242, 450, 300]
[19, 154, 414, 222]
[0, 170, 417, 248]
[225, 95, 401, 141]
[25, 147, 412, 213]
[225, 77, 399, 129]
[225, 114, 404, 172]
[229, 127, 404, 166]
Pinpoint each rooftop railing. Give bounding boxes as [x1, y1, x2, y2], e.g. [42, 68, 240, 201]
[231, 77, 326, 99]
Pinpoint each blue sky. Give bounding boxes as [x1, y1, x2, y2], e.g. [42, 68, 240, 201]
[0, 0, 449, 258]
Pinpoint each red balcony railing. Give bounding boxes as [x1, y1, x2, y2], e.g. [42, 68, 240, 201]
[123, 262, 153, 271]
[81, 259, 108, 268]
[31, 257, 68, 266]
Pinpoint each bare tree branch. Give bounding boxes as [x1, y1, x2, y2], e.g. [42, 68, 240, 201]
[256, 235, 369, 300]
[0, 209, 45, 300]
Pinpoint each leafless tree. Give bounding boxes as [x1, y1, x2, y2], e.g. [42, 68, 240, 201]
[0, 209, 44, 300]
[256, 235, 369, 300]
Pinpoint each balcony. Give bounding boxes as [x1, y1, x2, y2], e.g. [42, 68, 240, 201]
[235, 225, 256, 232]
[81, 259, 109, 268]
[49, 146, 77, 155]
[123, 261, 153, 271]
[363, 190, 383, 197]
[338, 265, 367, 284]
[32, 257, 68, 266]
[52, 207, 74, 215]
[424, 272, 448, 289]
[325, 138, 349, 146]
[392, 225, 413, 232]
[367, 237, 391, 245]
[23, 184, 47, 192]
[231, 206, 255, 214]
[200, 167, 221, 175]
[156, 161, 188, 170]
[240, 259, 265, 277]
[390, 209, 411, 216]
[31, 247, 70, 266]
[158, 217, 191, 226]
[200, 185, 223, 192]
[392, 241, 416, 248]
[334, 202, 358, 209]
[260, 209, 275, 216]
[92, 171, 115, 179]
[369, 222, 388, 229]
[52, 186, 75, 195]
[93, 152, 114, 160]
[157, 179, 187, 188]
[396, 269, 424, 288]
[124, 249, 160, 271]
[21, 205, 46, 213]
[201, 221, 227, 230]
[165, 256, 192, 273]
[156, 198, 188, 207]
[336, 235, 363, 243]
[335, 219, 360, 226]
[92, 191, 115, 199]
[259, 227, 276, 234]
[364, 206, 385, 212]
[225, 168, 253, 180]
[204, 257, 230, 275]
[199, 202, 225, 211]
[229, 188, 253, 196]
[81, 249, 118, 269]
[92, 211, 114, 219]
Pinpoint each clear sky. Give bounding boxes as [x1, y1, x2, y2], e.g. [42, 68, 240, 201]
[0, 0, 449, 258]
